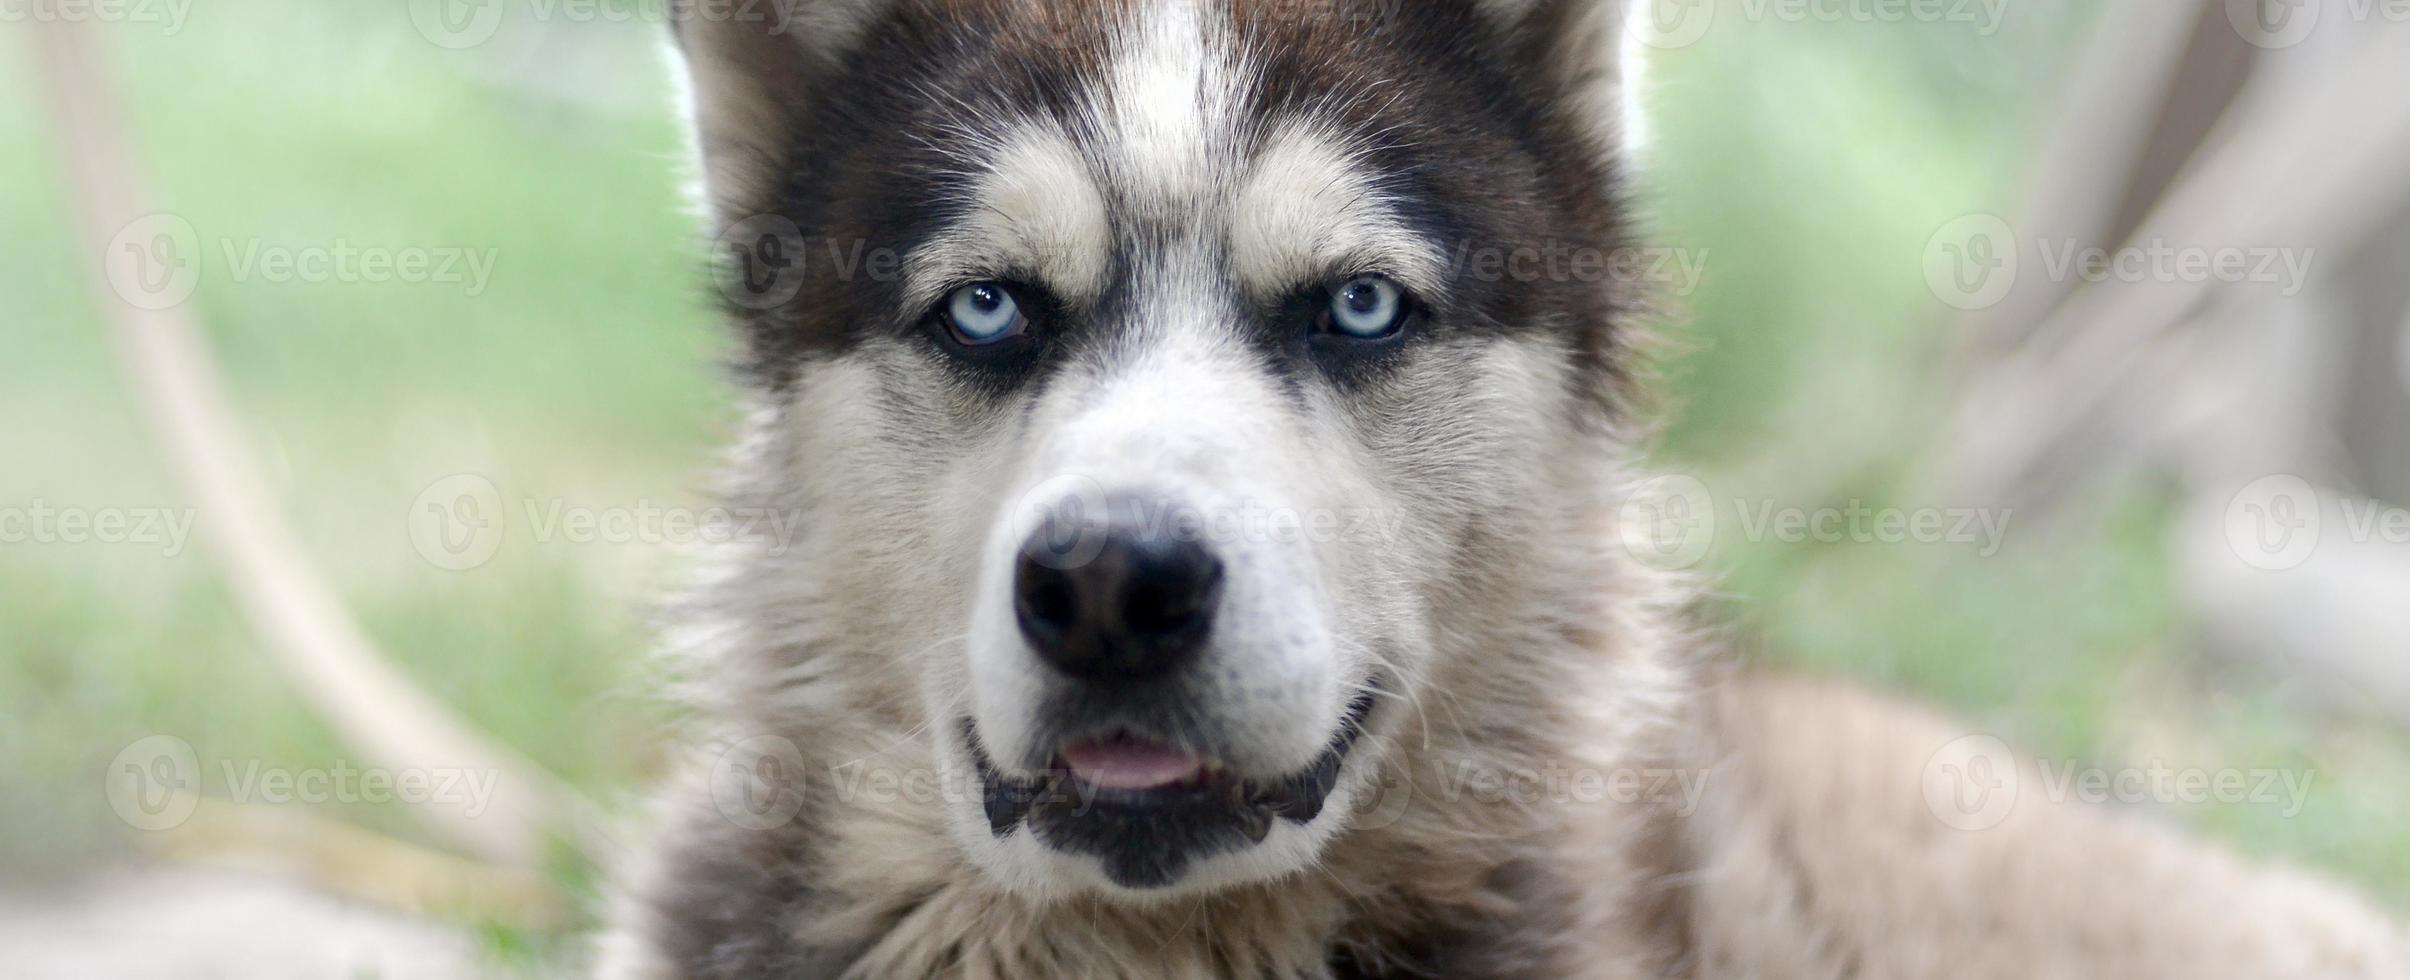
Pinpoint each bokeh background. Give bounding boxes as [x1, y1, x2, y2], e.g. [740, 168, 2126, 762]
[5, 1, 2406, 974]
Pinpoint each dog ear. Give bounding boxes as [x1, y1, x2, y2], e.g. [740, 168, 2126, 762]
[668, 0, 890, 227]
[1472, 0, 1645, 160]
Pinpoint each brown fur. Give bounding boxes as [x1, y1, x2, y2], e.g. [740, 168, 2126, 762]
[1686, 674, 2409, 980]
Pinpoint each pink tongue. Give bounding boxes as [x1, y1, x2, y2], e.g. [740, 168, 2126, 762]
[1061, 740, 1206, 790]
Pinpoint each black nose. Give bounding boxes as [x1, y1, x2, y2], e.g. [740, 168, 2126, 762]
[1014, 497, 1224, 685]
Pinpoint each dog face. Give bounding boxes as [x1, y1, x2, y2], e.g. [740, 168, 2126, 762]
[675, 0, 1641, 899]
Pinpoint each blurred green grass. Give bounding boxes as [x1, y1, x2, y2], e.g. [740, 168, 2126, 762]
[3, 0, 2403, 962]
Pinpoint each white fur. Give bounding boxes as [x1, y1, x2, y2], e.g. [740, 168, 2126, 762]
[955, 286, 1359, 897]
[1229, 122, 1448, 299]
[1096, 1, 1246, 212]
[907, 123, 1115, 308]
[1619, 0, 1654, 159]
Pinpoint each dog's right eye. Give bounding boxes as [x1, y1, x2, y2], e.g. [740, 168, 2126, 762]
[939, 282, 1027, 346]
[1324, 275, 1407, 339]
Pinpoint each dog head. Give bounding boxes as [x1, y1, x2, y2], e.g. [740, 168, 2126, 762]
[673, 0, 1647, 899]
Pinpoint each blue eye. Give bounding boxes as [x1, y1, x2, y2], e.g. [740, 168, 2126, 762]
[944, 282, 1024, 344]
[1326, 275, 1406, 339]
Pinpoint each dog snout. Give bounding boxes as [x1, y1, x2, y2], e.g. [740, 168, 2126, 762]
[1013, 496, 1224, 686]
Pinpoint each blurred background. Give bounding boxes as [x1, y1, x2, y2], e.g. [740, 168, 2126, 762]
[5, 1, 2407, 975]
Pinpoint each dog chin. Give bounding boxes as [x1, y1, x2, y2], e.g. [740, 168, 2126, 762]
[956, 694, 1376, 894]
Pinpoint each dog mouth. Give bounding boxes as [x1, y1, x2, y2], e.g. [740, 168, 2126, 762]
[966, 692, 1378, 890]
[1058, 735, 1221, 791]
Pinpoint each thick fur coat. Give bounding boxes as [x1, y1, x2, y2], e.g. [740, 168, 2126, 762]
[599, 1, 2410, 976]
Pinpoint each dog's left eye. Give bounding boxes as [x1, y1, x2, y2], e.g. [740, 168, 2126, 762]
[1321, 275, 1408, 340]
[940, 282, 1027, 345]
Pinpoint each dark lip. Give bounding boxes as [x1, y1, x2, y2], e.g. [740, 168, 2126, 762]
[970, 691, 1378, 829]
[963, 691, 1380, 888]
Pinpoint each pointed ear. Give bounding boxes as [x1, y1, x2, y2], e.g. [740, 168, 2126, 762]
[667, 0, 890, 228]
[1475, 0, 1645, 160]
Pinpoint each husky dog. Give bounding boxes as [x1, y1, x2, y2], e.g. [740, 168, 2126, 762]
[603, 1, 2410, 976]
